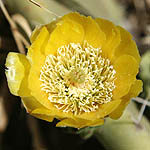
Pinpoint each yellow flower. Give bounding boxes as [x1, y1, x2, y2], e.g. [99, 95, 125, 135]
[5, 12, 142, 128]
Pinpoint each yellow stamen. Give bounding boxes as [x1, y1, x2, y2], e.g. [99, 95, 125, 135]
[39, 42, 116, 115]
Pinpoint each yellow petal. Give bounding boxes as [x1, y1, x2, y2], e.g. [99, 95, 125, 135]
[95, 18, 120, 59]
[27, 27, 52, 109]
[27, 26, 49, 62]
[112, 26, 140, 64]
[109, 101, 128, 120]
[56, 118, 104, 128]
[5, 52, 30, 97]
[31, 107, 53, 122]
[113, 55, 139, 76]
[27, 26, 47, 103]
[124, 80, 143, 99]
[76, 99, 121, 121]
[31, 107, 75, 121]
[45, 17, 84, 56]
[30, 19, 58, 43]
[110, 80, 143, 119]
[113, 75, 136, 99]
[112, 55, 139, 99]
[30, 25, 42, 43]
[28, 72, 52, 109]
[88, 119, 104, 127]
[32, 114, 54, 122]
[31, 108, 52, 115]
[21, 96, 45, 113]
[62, 12, 106, 48]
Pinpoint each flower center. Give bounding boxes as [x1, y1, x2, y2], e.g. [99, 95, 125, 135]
[66, 68, 86, 85]
[39, 42, 116, 115]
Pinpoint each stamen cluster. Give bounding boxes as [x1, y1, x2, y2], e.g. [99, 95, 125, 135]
[40, 42, 116, 115]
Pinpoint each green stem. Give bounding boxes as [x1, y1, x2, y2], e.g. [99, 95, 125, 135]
[94, 101, 150, 150]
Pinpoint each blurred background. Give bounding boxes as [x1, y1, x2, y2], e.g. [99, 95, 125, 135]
[0, 0, 150, 150]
